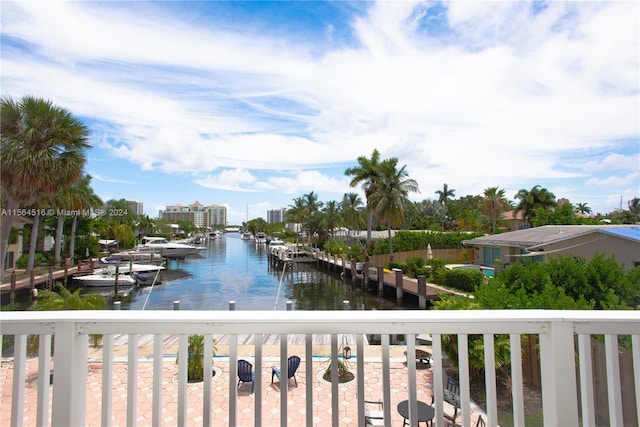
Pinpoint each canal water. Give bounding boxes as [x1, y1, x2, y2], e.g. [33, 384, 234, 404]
[94, 232, 405, 311]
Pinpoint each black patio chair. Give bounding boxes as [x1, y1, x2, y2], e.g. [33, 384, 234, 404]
[271, 355, 301, 387]
[237, 359, 255, 393]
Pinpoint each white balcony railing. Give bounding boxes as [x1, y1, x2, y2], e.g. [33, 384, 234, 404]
[1, 310, 639, 427]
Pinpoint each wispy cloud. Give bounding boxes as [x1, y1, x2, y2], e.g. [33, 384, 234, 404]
[1, 1, 637, 220]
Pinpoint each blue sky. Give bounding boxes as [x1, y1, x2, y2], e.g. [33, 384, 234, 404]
[2, 0, 638, 224]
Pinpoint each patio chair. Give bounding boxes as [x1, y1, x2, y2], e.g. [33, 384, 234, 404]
[432, 377, 461, 425]
[475, 415, 486, 427]
[364, 400, 384, 426]
[271, 355, 301, 387]
[237, 359, 255, 393]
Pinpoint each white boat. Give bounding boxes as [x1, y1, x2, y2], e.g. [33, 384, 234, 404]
[207, 230, 221, 240]
[95, 261, 165, 283]
[135, 237, 205, 258]
[268, 238, 286, 249]
[75, 269, 137, 287]
[240, 231, 253, 240]
[254, 232, 267, 244]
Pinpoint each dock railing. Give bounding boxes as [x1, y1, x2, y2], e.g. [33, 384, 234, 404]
[1, 310, 639, 427]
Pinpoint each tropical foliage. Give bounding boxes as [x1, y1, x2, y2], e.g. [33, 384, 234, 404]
[1, 96, 89, 279]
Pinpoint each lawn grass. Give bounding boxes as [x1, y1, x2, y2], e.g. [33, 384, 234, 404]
[498, 412, 544, 427]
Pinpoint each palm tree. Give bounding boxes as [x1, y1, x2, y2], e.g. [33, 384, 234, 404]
[31, 284, 108, 311]
[367, 158, 420, 260]
[287, 197, 306, 242]
[302, 191, 324, 244]
[345, 149, 382, 245]
[67, 175, 103, 259]
[340, 193, 365, 236]
[514, 185, 556, 227]
[322, 200, 341, 240]
[481, 187, 510, 233]
[1, 96, 89, 279]
[627, 198, 640, 223]
[574, 202, 592, 216]
[435, 183, 456, 205]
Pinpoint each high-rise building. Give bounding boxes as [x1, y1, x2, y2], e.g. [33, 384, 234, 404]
[126, 200, 144, 216]
[208, 204, 227, 228]
[267, 208, 287, 224]
[159, 202, 227, 229]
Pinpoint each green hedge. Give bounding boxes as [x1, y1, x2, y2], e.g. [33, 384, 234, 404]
[372, 230, 484, 255]
[443, 269, 485, 292]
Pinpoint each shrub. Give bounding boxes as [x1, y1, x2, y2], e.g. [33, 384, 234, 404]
[443, 269, 485, 292]
[323, 240, 349, 257]
[16, 253, 48, 269]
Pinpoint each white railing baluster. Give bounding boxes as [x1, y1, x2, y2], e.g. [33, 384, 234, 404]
[280, 333, 287, 427]
[633, 334, 640, 427]
[406, 334, 418, 427]
[203, 333, 213, 427]
[152, 334, 163, 427]
[356, 333, 365, 427]
[578, 334, 596, 427]
[178, 334, 188, 427]
[604, 334, 623, 426]
[11, 334, 26, 427]
[254, 333, 262, 426]
[36, 334, 51, 427]
[458, 334, 471, 427]
[102, 334, 113, 427]
[331, 333, 338, 427]
[483, 333, 497, 427]
[305, 334, 313, 427]
[229, 333, 238, 427]
[509, 334, 524, 427]
[127, 334, 139, 427]
[432, 333, 444, 427]
[381, 334, 391, 427]
[539, 320, 579, 426]
[51, 320, 87, 427]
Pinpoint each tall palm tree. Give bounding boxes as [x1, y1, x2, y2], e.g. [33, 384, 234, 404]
[322, 200, 341, 240]
[574, 202, 592, 215]
[1, 96, 89, 279]
[67, 175, 102, 259]
[345, 149, 382, 245]
[514, 185, 556, 227]
[340, 193, 365, 236]
[627, 198, 640, 223]
[302, 191, 324, 244]
[480, 187, 510, 233]
[367, 158, 420, 259]
[287, 197, 306, 242]
[435, 183, 456, 205]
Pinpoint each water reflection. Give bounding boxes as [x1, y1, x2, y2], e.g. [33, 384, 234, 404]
[81, 233, 408, 312]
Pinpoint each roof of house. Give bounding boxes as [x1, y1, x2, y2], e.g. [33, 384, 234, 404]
[463, 225, 640, 249]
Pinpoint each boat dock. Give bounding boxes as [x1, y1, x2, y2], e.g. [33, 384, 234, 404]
[269, 245, 463, 308]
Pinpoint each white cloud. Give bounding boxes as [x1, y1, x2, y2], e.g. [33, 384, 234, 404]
[585, 172, 639, 188]
[584, 153, 640, 171]
[1, 1, 638, 217]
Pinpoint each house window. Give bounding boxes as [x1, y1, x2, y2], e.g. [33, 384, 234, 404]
[483, 247, 501, 266]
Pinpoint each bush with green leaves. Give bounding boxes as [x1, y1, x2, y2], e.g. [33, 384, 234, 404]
[427, 258, 447, 283]
[372, 230, 484, 254]
[178, 334, 218, 382]
[443, 269, 485, 292]
[323, 240, 349, 257]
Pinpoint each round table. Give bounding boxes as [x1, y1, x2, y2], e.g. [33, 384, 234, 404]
[397, 400, 434, 426]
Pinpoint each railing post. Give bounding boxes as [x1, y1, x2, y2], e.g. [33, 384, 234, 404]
[417, 275, 427, 309]
[393, 268, 403, 303]
[377, 266, 384, 296]
[51, 320, 88, 427]
[539, 320, 579, 426]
